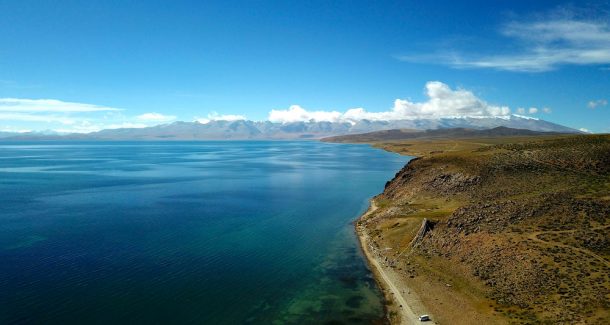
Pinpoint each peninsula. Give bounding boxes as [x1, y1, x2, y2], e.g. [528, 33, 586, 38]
[324, 128, 610, 324]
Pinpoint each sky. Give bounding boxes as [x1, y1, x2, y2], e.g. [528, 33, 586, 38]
[0, 0, 609, 133]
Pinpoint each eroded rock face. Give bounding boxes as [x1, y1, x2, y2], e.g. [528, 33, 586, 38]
[382, 157, 481, 201]
[446, 200, 536, 234]
[423, 173, 480, 194]
[410, 218, 435, 248]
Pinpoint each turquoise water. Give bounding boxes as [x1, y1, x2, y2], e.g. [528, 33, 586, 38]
[0, 141, 408, 324]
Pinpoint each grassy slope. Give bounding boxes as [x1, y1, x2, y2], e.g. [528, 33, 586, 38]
[355, 134, 610, 324]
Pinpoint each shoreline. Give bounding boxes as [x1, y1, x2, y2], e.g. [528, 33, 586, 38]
[356, 199, 437, 325]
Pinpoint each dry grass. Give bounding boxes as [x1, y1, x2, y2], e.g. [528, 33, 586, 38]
[356, 134, 610, 324]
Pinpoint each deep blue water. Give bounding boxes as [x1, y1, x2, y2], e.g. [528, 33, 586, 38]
[0, 141, 409, 324]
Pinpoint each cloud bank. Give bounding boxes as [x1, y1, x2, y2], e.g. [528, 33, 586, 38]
[268, 81, 510, 123]
[52, 122, 149, 134]
[195, 112, 247, 124]
[0, 98, 121, 112]
[0, 98, 171, 133]
[398, 12, 610, 72]
[516, 106, 551, 115]
[136, 112, 176, 122]
[0, 82, 552, 132]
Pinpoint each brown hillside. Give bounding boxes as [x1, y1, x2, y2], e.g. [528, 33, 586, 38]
[358, 134, 610, 324]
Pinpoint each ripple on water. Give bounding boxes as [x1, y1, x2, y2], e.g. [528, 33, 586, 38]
[0, 141, 409, 324]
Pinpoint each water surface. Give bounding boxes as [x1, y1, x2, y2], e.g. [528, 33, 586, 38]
[0, 141, 408, 324]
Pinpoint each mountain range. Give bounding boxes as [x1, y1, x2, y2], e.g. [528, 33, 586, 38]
[320, 126, 569, 143]
[0, 115, 579, 140]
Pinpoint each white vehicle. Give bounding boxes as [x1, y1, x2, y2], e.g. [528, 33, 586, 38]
[419, 314, 430, 321]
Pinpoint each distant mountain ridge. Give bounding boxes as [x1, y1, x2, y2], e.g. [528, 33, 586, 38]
[1, 115, 579, 140]
[320, 126, 569, 143]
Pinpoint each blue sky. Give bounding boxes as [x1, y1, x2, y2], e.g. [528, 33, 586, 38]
[0, 0, 609, 133]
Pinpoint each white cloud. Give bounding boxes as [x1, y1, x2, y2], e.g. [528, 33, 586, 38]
[269, 105, 343, 123]
[0, 86, 551, 133]
[53, 121, 149, 134]
[0, 126, 32, 133]
[268, 81, 511, 123]
[579, 127, 591, 133]
[0, 112, 76, 124]
[516, 106, 549, 115]
[398, 14, 610, 72]
[0, 98, 172, 133]
[195, 112, 247, 124]
[0, 98, 121, 112]
[136, 112, 176, 122]
[588, 99, 607, 108]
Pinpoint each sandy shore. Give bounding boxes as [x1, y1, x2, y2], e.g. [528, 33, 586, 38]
[356, 200, 437, 325]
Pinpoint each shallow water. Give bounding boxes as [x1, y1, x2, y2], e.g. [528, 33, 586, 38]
[0, 141, 409, 324]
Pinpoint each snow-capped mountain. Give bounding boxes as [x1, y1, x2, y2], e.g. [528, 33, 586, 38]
[2, 115, 580, 140]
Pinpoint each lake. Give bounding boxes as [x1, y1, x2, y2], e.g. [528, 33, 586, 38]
[0, 141, 409, 324]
